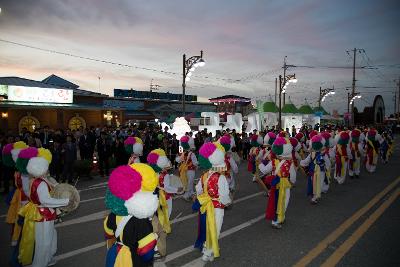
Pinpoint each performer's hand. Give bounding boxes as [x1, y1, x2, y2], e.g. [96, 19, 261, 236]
[177, 187, 184, 194]
[128, 155, 135, 165]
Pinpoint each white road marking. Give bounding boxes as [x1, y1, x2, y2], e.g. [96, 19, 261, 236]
[78, 185, 107, 192]
[164, 214, 264, 263]
[55, 191, 264, 228]
[80, 196, 105, 204]
[88, 182, 108, 188]
[56, 210, 108, 228]
[180, 257, 205, 267]
[55, 214, 264, 263]
[54, 242, 106, 261]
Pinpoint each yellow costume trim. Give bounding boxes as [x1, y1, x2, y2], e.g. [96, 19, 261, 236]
[157, 189, 171, 234]
[18, 202, 43, 266]
[276, 163, 292, 223]
[138, 233, 157, 249]
[114, 245, 132, 267]
[179, 163, 189, 190]
[313, 163, 321, 199]
[6, 188, 23, 242]
[197, 172, 220, 258]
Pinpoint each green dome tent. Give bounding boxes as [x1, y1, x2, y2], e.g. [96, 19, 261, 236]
[298, 99, 314, 114]
[282, 97, 299, 114]
[263, 95, 278, 112]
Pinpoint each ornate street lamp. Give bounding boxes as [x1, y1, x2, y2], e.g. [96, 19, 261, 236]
[182, 51, 205, 116]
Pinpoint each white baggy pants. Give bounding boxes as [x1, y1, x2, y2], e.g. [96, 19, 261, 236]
[183, 170, 196, 198]
[32, 220, 57, 267]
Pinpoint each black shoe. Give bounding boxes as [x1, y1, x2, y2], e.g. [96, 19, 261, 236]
[349, 175, 354, 179]
[355, 175, 360, 179]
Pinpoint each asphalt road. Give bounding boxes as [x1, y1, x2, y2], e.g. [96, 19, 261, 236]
[0, 142, 399, 267]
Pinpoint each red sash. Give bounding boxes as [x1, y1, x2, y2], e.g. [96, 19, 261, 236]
[159, 171, 172, 200]
[30, 178, 57, 221]
[201, 172, 225, 209]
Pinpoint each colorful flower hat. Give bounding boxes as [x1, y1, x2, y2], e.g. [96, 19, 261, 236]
[23, 147, 52, 177]
[147, 149, 171, 173]
[320, 131, 333, 148]
[218, 134, 234, 152]
[272, 137, 293, 158]
[124, 136, 144, 156]
[337, 131, 350, 145]
[250, 134, 263, 147]
[351, 129, 361, 143]
[105, 163, 159, 218]
[180, 135, 195, 150]
[366, 129, 381, 143]
[278, 131, 288, 138]
[289, 137, 301, 152]
[17, 147, 52, 175]
[310, 135, 325, 151]
[309, 130, 319, 140]
[2, 141, 28, 168]
[198, 142, 226, 170]
[263, 132, 276, 147]
[295, 132, 305, 143]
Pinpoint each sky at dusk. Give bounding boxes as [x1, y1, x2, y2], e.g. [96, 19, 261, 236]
[0, 0, 399, 114]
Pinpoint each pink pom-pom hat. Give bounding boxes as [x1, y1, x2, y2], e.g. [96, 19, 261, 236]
[2, 143, 13, 155]
[18, 147, 38, 159]
[108, 165, 142, 201]
[199, 142, 217, 158]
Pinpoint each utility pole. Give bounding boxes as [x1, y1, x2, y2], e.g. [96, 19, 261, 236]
[149, 79, 161, 92]
[283, 57, 287, 106]
[274, 77, 277, 105]
[346, 48, 364, 126]
[98, 76, 101, 93]
[395, 77, 400, 116]
[319, 87, 322, 108]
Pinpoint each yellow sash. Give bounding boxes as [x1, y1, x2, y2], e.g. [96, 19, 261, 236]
[114, 245, 132, 267]
[18, 202, 42, 265]
[157, 189, 171, 234]
[276, 163, 292, 223]
[6, 188, 21, 224]
[179, 163, 188, 190]
[313, 163, 321, 199]
[197, 173, 220, 258]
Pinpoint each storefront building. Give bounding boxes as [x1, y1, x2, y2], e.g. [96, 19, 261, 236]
[0, 75, 122, 133]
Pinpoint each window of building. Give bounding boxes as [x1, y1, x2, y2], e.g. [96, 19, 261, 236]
[19, 115, 40, 133]
[200, 117, 211, 125]
[68, 116, 86, 130]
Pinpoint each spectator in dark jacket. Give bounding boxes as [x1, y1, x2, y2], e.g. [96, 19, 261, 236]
[96, 132, 112, 176]
[62, 135, 77, 183]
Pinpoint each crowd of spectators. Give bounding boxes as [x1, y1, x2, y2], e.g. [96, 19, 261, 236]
[0, 121, 396, 194]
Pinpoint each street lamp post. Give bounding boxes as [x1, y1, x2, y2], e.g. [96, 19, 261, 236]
[182, 51, 205, 116]
[319, 87, 335, 108]
[347, 91, 361, 127]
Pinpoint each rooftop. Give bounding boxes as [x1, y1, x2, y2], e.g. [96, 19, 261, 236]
[0, 76, 108, 97]
[209, 95, 251, 102]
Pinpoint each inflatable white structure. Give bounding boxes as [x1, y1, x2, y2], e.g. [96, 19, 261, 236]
[224, 113, 243, 133]
[198, 112, 221, 136]
[246, 112, 262, 133]
[169, 117, 191, 140]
